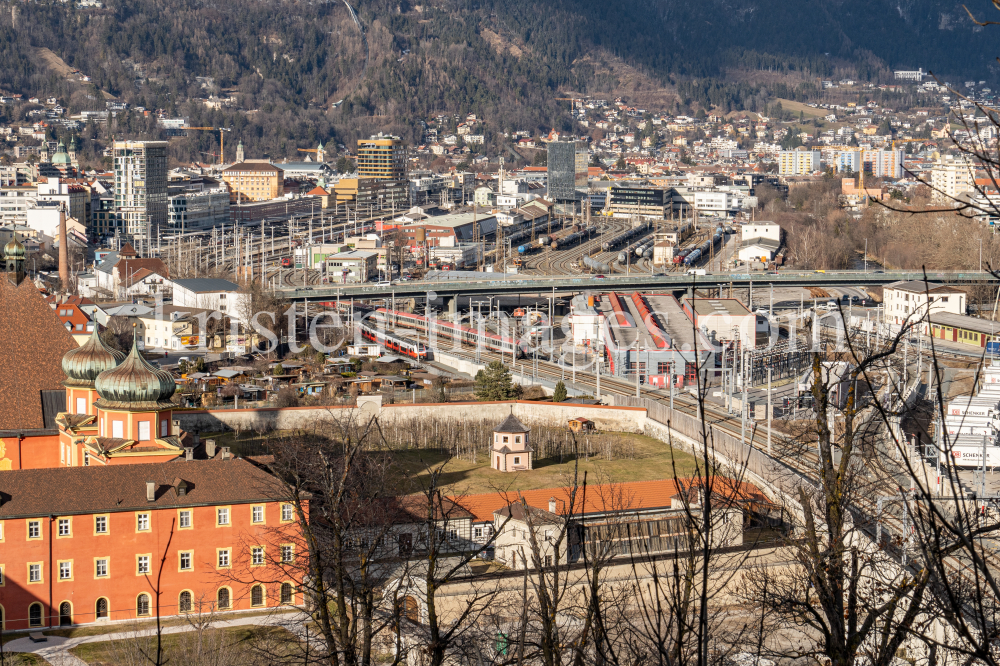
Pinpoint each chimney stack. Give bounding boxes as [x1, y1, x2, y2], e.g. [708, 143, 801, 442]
[58, 209, 68, 292]
[221, 446, 231, 460]
[146, 481, 156, 502]
[205, 439, 216, 458]
[549, 497, 557, 514]
[184, 447, 194, 461]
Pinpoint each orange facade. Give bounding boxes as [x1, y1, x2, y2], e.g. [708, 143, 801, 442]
[0, 434, 62, 471]
[0, 479, 304, 630]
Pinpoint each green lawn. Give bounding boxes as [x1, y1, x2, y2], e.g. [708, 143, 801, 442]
[69, 625, 299, 665]
[394, 432, 701, 495]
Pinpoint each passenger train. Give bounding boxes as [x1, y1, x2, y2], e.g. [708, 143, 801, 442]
[358, 320, 432, 361]
[373, 308, 529, 358]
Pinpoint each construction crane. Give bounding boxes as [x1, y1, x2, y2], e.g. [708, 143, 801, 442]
[180, 127, 231, 164]
[555, 97, 586, 114]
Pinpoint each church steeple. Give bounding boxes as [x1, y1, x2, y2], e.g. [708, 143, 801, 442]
[4, 237, 26, 286]
[236, 139, 245, 163]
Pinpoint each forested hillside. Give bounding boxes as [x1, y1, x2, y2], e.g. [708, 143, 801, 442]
[0, 0, 995, 160]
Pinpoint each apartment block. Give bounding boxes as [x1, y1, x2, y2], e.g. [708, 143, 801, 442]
[778, 150, 821, 176]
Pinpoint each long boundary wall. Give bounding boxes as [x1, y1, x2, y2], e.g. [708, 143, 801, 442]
[175, 401, 647, 434]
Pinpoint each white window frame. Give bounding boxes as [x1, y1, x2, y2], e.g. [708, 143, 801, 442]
[138, 421, 150, 441]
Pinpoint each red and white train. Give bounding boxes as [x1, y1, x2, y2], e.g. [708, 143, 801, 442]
[358, 320, 431, 361]
[373, 308, 529, 358]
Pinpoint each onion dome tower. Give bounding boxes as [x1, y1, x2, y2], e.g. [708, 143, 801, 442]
[4, 237, 26, 286]
[62, 327, 126, 416]
[95, 333, 176, 411]
[93, 330, 177, 445]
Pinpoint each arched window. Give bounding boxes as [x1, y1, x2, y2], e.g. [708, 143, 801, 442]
[401, 596, 419, 624]
[179, 591, 192, 613]
[29, 603, 43, 627]
[280, 583, 293, 604]
[217, 588, 230, 610]
[59, 602, 72, 627]
[136, 594, 150, 617]
[96, 598, 108, 619]
[251, 585, 264, 607]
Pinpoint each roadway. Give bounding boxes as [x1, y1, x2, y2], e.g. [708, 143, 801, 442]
[279, 270, 999, 301]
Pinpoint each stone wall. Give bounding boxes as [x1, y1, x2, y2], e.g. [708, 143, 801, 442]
[174, 401, 646, 434]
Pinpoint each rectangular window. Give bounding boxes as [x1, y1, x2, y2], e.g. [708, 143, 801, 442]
[0, 565, 4, 586]
[58, 518, 71, 537]
[28, 520, 41, 540]
[95, 558, 108, 577]
[76, 397, 86, 414]
[160, 420, 169, 437]
[474, 527, 483, 538]
[217, 508, 230, 526]
[513, 456, 521, 465]
[281, 504, 294, 522]
[252, 547, 264, 566]
[179, 551, 192, 571]
[29, 563, 41, 583]
[252, 506, 264, 524]
[138, 421, 150, 441]
[136, 513, 150, 531]
[218, 549, 230, 568]
[95, 515, 108, 534]
[59, 561, 72, 580]
[179, 510, 191, 529]
[281, 545, 294, 563]
[112, 420, 124, 438]
[137, 555, 150, 574]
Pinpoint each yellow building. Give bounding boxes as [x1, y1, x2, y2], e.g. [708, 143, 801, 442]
[356, 134, 407, 181]
[221, 161, 284, 202]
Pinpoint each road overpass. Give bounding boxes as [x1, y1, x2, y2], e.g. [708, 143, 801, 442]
[278, 270, 998, 301]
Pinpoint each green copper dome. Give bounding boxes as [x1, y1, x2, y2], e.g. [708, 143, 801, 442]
[63, 327, 126, 388]
[52, 139, 70, 165]
[94, 332, 177, 410]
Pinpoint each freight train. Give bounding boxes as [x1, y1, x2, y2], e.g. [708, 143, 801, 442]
[676, 228, 725, 266]
[601, 222, 651, 252]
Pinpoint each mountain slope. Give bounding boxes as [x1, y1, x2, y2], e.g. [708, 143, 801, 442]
[0, 0, 995, 159]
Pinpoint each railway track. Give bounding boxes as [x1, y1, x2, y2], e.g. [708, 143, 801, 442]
[521, 220, 627, 276]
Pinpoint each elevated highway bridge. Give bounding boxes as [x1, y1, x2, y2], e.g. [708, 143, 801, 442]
[278, 270, 998, 302]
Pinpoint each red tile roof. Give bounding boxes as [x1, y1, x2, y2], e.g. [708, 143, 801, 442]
[451, 477, 768, 523]
[52, 302, 92, 332]
[0, 458, 289, 517]
[0, 279, 79, 429]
